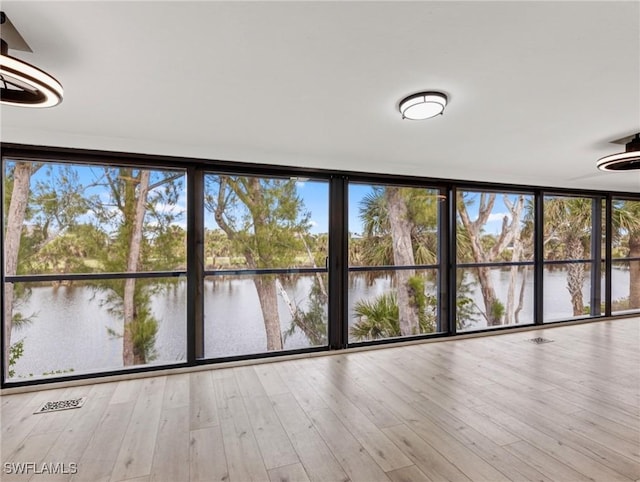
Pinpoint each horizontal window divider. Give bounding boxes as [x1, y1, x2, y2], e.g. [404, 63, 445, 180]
[204, 267, 326, 276]
[457, 322, 537, 335]
[543, 314, 607, 324]
[455, 261, 534, 269]
[542, 259, 596, 265]
[197, 345, 329, 365]
[2, 361, 192, 389]
[454, 187, 535, 196]
[2, 345, 331, 389]
[5, 271, 186, 283]
[348, 264, 439, 272]
[348, 331, 449, 348]
[612, 257, 640, 262]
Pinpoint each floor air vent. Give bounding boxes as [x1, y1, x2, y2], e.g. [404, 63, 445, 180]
[34, 397, 86, 414]
[528, 337, 553, 344]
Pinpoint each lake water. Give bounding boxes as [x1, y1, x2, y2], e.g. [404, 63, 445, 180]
[8, 268, 634, 380]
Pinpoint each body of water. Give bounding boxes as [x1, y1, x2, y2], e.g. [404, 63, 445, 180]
[8, 268, 634, 380]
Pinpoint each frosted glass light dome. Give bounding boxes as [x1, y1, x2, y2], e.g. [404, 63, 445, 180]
[399, 92, 447, 120]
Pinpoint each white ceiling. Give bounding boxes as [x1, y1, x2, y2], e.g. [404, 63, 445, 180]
[2, 1, 639, 192]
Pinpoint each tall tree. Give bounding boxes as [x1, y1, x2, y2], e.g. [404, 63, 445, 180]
[122, 170, 151, 365]
[97, 167, 184, 366]
[3, 162, 38, 373]
[207, 175, 309, 351]
[385, 187, 420, 335]
[504, 195, 526, 323]
[457, 193, 525, 325]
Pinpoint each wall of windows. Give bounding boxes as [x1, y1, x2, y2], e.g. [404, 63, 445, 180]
[2, 146, 639, 386]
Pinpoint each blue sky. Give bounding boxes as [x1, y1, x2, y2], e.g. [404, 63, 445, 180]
[297, 184, 528, 236]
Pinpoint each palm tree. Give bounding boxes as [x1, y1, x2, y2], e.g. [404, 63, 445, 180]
[357, 187, 439, 267]
[351, 186, 439, 339]
[543, 196, 592, 316]
[351, 277, 437, 340]
[351, 293, 399, 340]
[612, 199, 640, 309]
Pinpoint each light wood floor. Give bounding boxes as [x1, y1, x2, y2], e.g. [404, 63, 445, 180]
[2, 318, 639, 482]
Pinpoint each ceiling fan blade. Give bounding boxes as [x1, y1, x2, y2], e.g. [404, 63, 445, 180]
[0, 14, 33, 52]
[610, 132, 639, 145]
[566, 171, 616, 182]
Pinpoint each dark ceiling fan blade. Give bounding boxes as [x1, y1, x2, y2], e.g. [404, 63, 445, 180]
[610, 132, 639, 145]
[0, 13, 33, 52]
[566, 171, 617, 182]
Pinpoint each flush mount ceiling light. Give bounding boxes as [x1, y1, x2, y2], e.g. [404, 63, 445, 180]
[0, 12, 63, 108]
[597, 133, 640, 171]
[399, 91, 447, 120]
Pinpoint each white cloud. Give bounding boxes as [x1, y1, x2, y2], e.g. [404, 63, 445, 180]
[487, 212, 509, 222]
[150, 202, 186, 215]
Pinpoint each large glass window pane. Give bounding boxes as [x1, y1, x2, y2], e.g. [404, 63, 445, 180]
[204, 273, 328, 358]
[6, 278, 186, 381]
[612, 199, 640, 314]
[612, 260, 640, 313]
[456, 266, 534, 331]
[457, 191, 534, 264]
[542, 195, 599, 322]
[348, 183, 442, 342]
[203, 175, 329, 358]
[456, 190, 534, 329]
[2, 161, 186, 275]
[3, 160, 187, 380]
[348, 269, 439, 342]
[613, 199, 640, 258]
[349, 184, 440, 266]
[601, 199, 606, 259]
[543, 263, 592, 321]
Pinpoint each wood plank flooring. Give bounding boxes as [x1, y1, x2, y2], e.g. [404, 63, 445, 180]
[2, 318, 639, 481]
